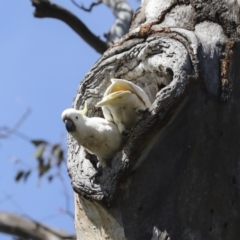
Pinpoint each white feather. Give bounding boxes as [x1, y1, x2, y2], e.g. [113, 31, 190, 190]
[96, 78, 151, 134]
[61, 108, 122, 168]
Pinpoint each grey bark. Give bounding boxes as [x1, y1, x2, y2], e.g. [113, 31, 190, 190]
[67, 0, 240, 239]
[0, 211, 75, 240]
[102, 0, 133, 44]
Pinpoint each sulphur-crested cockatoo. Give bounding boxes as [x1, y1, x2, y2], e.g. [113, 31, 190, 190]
[96, 78, 151, 134]
[61, 102, 122, 168]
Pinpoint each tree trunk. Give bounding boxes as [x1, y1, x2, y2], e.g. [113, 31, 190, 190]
[67, 0, 240, 239]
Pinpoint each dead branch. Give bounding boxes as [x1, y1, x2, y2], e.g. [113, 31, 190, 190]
[0, 108, 31, 139]
[31, 0, 108, 54]
[102, 0, 133, 43]
[70, 0, 102, 12]
[0, 211, 76, 240]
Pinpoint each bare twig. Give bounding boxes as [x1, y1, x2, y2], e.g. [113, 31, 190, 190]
[71, 0, 102, 12]
[0, 108, 31, 139]
[13, 130, 32, 142]
[3, 194, 26, 214]
[56, 169, 74, 219]
[57, 207, 75, 219]
[31, 0, 108, 53]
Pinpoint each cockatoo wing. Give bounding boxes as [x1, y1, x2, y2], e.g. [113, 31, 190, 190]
[96, 91, 134, 123]
[95, 78, 151, 126]
[101, 106, 114, 122]
[108, 78, 152, 108]
[96, 91, 131, 107]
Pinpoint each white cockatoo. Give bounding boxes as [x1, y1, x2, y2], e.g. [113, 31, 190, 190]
[96, 78, 152, 135]
[61, 102, 122, 168]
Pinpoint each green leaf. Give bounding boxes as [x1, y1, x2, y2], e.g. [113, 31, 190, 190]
[51, 144, 65, 166]
[34, 145, 45, 159]
[31, 139, 47, 147]
[15, 171, 24, 182]
[48, 175, 53, 182]
[51, 144, 60, 154]
[57, 149, 64, 166]
[52, 144, 64, 166]
[37, 156, 44, 167]
[23, 170, 31, 182]
[39, 162, 51, 177]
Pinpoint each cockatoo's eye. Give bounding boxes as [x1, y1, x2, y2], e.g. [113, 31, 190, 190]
[76, 116, 78, 120]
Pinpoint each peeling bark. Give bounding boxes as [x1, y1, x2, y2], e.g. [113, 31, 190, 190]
[67, 0, 240, 239]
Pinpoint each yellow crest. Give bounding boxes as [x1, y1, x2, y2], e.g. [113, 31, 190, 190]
[80, 101, 88, 115]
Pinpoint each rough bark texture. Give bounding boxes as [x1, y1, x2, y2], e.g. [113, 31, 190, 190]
[67, 0, 240, 239]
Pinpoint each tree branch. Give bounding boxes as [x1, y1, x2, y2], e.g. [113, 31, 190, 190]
[70, 0, 102, 12]
[0, 211, 75, 240]
[31, 0, 108, 54]
[102, 0, 133, 44]
[0, 108, 31, 139]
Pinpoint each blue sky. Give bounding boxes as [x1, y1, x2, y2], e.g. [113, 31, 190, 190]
[0, 0, 139, 239]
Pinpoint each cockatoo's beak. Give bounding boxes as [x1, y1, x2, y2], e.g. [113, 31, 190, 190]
[64, 119, 76, 132]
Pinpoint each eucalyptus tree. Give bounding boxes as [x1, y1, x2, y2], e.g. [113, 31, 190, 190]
[2, 0, 240, 239]
[66, 0, 240, 239]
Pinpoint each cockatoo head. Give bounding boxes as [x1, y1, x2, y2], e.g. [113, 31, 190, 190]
[61, 102, 87, 133]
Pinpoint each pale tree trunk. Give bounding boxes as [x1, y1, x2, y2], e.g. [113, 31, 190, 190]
[67, 0, 240, 239]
